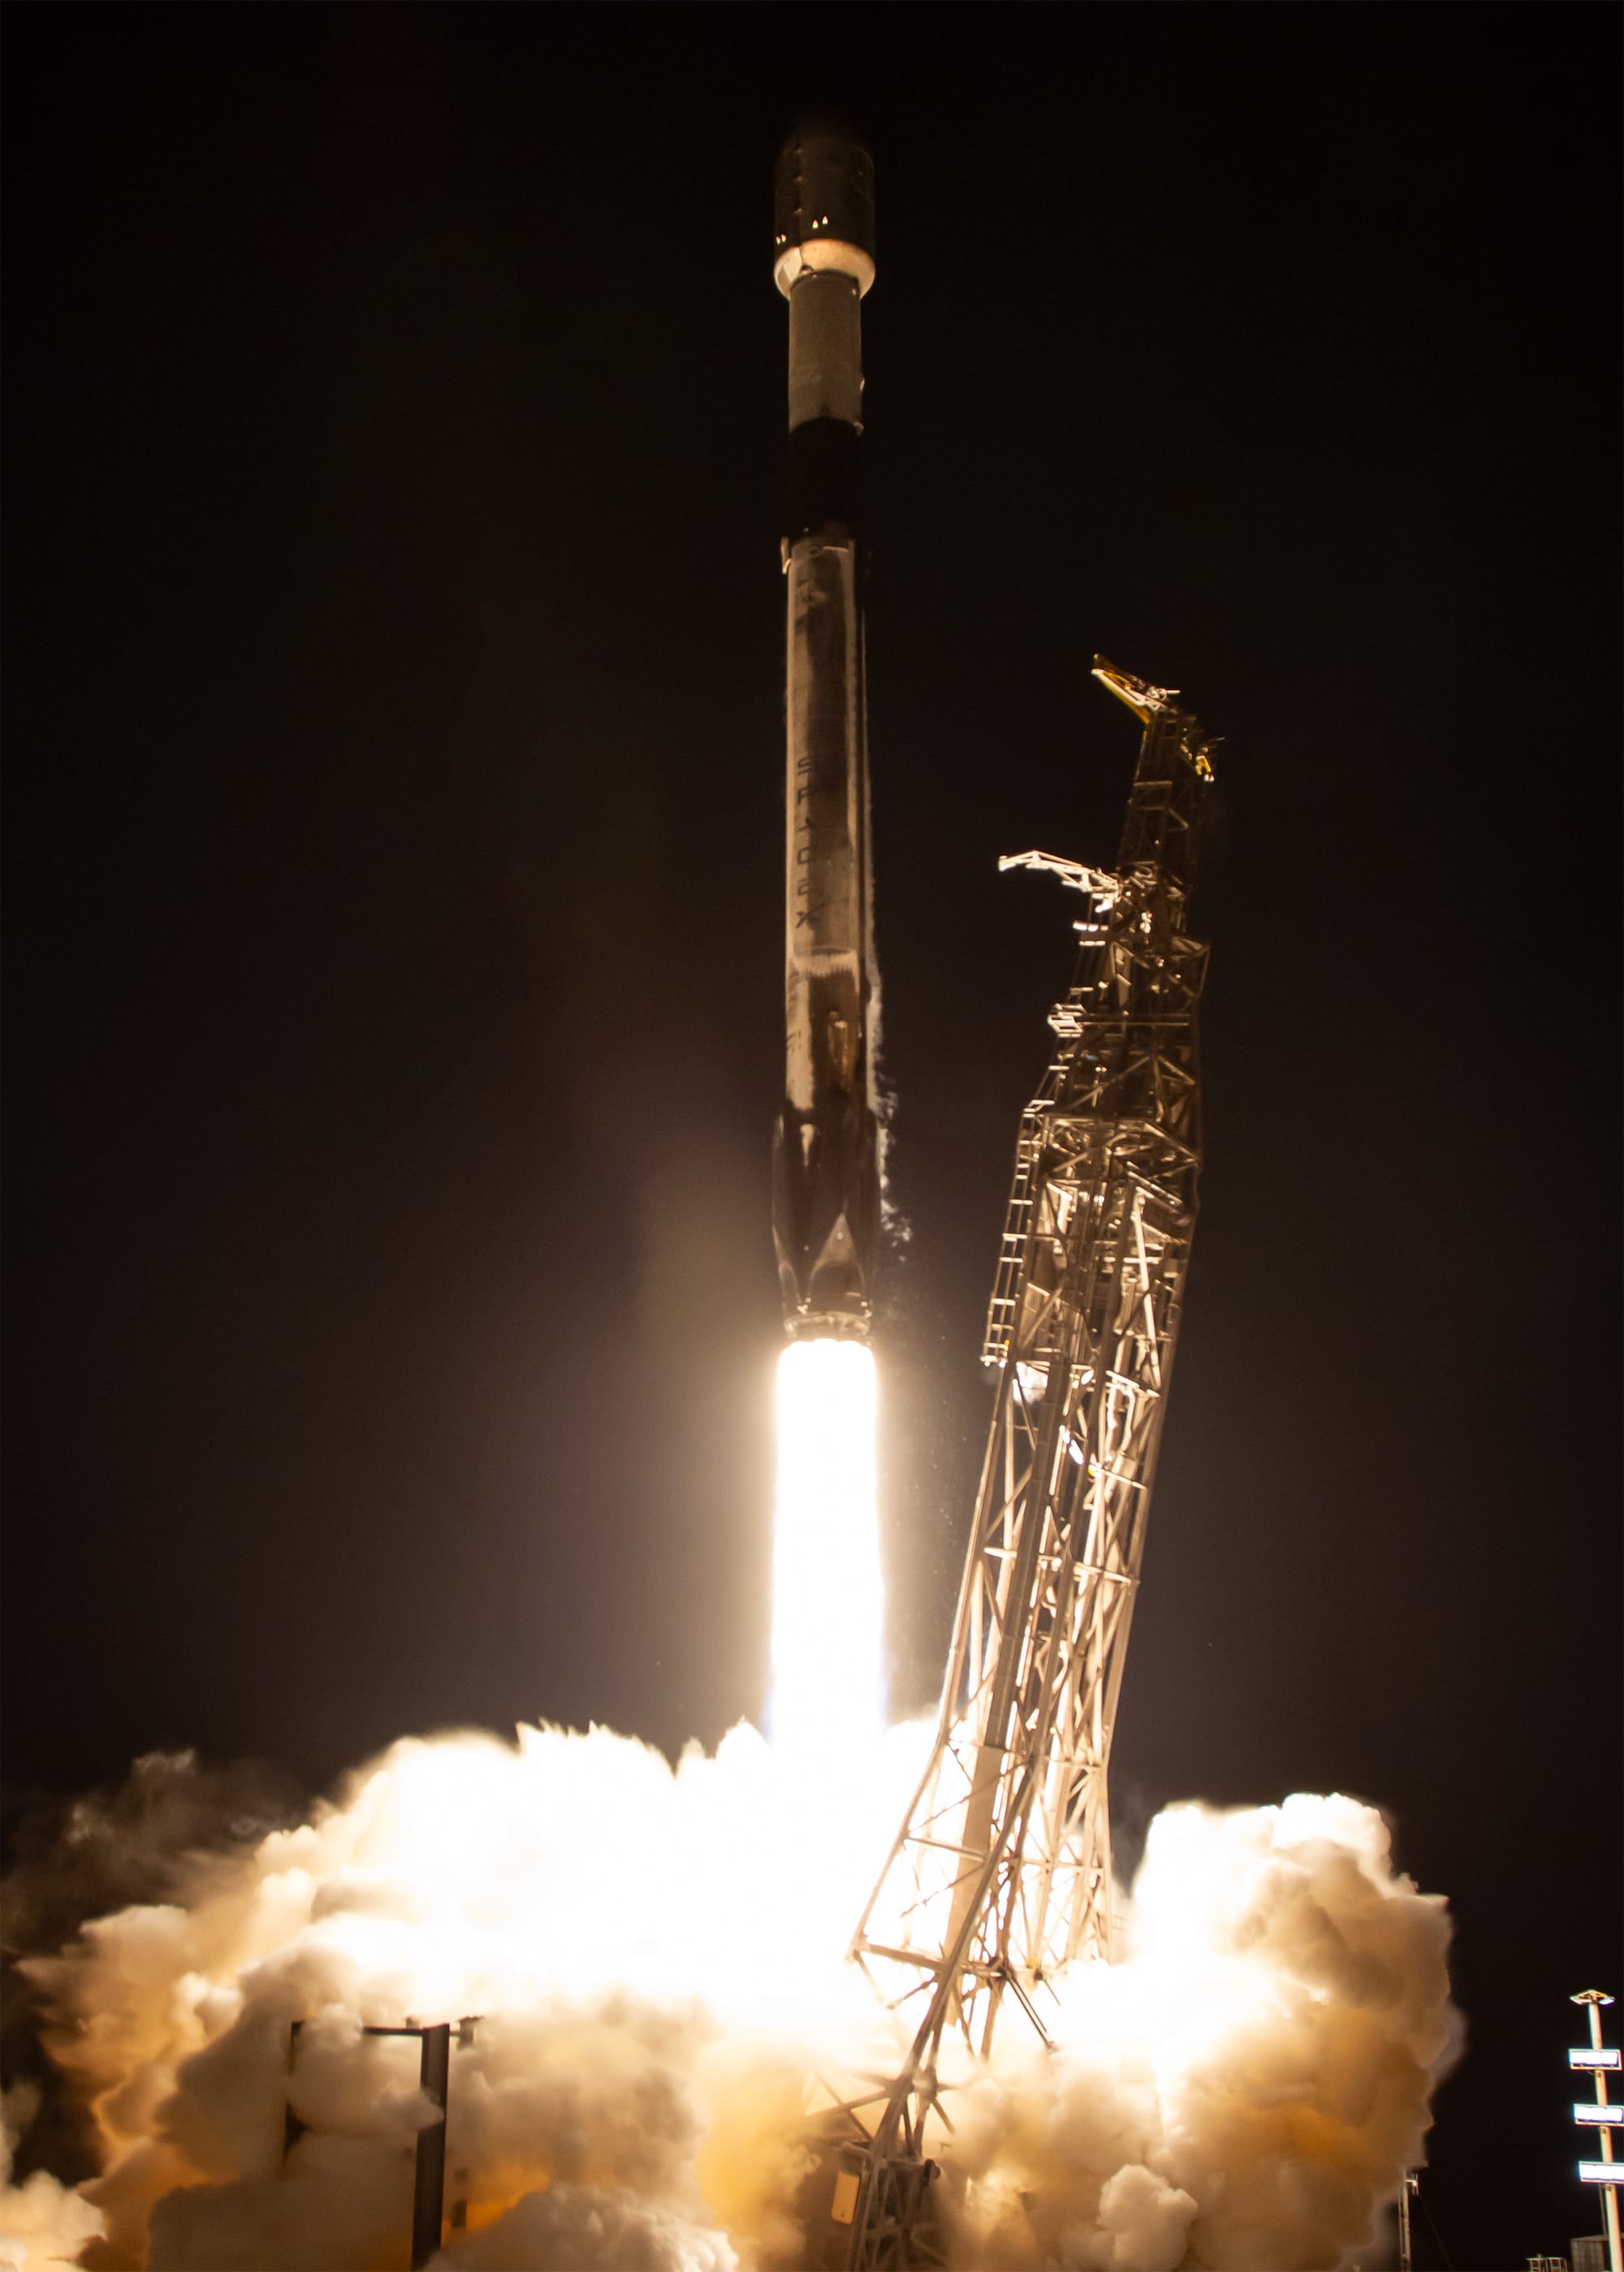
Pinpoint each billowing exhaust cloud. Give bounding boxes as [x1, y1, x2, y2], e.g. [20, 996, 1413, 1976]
[948, 1794, 1458, 2270]
[1, 2101, 103, 2272]
[2, 1726, 1454, 2271]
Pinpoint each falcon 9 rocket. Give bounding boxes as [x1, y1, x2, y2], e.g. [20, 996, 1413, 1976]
[771, 127, 880, 1342]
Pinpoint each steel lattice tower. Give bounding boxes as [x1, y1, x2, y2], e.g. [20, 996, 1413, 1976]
[806, 661, 1213, 2272]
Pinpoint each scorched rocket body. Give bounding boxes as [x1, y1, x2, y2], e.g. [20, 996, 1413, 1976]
[771, 128, 880, 1342]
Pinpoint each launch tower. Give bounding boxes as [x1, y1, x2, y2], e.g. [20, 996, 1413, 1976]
[813, 662, 1214, 2270]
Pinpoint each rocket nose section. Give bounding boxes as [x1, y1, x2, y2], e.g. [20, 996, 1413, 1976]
[773, 122, 874, 253]
[773, 123, 875, 296]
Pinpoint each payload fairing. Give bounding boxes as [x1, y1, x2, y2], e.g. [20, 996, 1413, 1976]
[771, 129, 881, 1341]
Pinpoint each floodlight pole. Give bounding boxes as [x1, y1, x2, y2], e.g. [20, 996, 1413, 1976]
[1572, 1992, 1622, 2272]
[284, 2015, 479, 2271]
[409, 2024, 451, 2272]
[365, 2019, 480, 2270]
[1397, 2170, 1417, 2272]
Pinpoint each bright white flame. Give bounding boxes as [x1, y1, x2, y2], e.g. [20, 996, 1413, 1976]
[770, 1337, 884, 1762]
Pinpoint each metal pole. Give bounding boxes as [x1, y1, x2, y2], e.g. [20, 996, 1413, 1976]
[410, 2024, 451, 2271]
[283, 2019, 308, 2162]
[1397, 2170, 1415, 2272]
[1577, 1995, 1622, 2272]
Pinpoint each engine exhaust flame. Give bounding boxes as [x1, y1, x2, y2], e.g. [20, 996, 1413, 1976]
[770, 1340, 884, 1764]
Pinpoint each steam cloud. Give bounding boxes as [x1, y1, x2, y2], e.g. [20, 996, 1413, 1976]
[1, 1726, 1454, 2272]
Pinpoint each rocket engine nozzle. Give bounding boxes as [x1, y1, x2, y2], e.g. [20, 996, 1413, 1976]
[771, 1098, 876, 1340]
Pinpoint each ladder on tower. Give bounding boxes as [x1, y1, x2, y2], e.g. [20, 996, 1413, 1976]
[811, 660, 1215, 2272]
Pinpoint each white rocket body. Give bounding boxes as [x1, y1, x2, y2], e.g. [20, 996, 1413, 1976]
[771, 132, 879, 1341]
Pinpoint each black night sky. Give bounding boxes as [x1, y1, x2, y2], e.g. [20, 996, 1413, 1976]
[5, 9, 1619, 2268]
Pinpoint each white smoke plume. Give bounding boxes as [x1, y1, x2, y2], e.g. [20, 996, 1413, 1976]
[2, 2087, 104, 2271]
[946, 1794, 1458, 2270]
[1, 1728, 1455, 2272]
